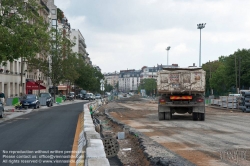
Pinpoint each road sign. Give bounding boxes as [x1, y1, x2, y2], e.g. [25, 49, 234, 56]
[100, 79, 104, 84]
[100, 86, 105, 91]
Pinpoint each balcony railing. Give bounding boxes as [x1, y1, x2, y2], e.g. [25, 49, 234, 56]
[40, 0, 50, 13]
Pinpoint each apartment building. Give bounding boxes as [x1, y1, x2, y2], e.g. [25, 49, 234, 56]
[119, 70, 141, 92]
[103, 72, 119, 88]
[0, 0, 51, 98]
[118, 64, 178, 92]
[70, 29, 88, 61]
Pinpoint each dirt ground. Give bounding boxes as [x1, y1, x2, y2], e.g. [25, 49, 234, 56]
[94, 103, 151, 166]
[105, 96, 250, 166]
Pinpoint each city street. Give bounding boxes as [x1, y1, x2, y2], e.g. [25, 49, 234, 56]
[107, 97, 250, 166]
[0, 101, 87, 165]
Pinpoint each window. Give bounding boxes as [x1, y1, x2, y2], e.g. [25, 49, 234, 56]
[52, 19, 57, 26]
[51, 9, 56, 15]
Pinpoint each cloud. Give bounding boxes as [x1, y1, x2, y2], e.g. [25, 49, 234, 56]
[54, 0, 250, 72]
[54, 0, 71, 11]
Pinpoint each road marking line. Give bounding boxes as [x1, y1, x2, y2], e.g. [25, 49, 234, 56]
[70, 112, 83, 166]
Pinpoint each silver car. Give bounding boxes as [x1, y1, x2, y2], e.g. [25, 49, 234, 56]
[0, 100, 4, 118]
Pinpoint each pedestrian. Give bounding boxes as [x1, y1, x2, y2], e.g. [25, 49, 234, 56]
[0, 92, 5, 105]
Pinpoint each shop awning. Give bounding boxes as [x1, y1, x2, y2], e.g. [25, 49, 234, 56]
[26, 81, 46, 90]
[58, 85, 68, 90]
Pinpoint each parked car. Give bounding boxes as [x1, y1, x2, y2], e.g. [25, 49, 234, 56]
[80, 90, 87, 100]
[65, 92, 75, 101]
[123, 93, 127, 97]
[86, 93, 95, 100]
[76, 93, 82, 99]
[20, 94, 40, 109]
[104, 92, 111, 98]
[39, 92, 54, 107]
[95, 93, 102, 99]
[0, 100, 4, 118]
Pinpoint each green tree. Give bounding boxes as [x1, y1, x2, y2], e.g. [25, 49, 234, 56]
[28, 27, 78, 96]
[0, 0, 50, 62]
[138, 78, 157, 96]
[75, 64, 104, 93]
[104, 81, 113, 92]
[202, 60, 221, 96]
[208, 49, 250, 96]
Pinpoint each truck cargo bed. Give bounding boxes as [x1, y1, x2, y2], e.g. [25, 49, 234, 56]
[157, 68, 206, 94]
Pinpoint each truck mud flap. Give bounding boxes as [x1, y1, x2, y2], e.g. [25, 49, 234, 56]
[193, 106, 205, 113]
[158, 105, 170, 113]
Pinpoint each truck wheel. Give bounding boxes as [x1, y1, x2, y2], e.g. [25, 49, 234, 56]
[192, 112, 198, 121]
[200, 113, 205, 121]
[165, 112, 172, 120]
[158, 112, 164, 120]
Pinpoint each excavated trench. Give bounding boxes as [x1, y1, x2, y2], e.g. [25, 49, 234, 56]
[93, 96, 195, 166]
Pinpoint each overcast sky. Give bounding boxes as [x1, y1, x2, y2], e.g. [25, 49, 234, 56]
[54, 0, 250, 73]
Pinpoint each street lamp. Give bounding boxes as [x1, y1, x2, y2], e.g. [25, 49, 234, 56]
[197, 23, 206, 67]
[166, 46, 171, 66]
[38, 73, 41, 96]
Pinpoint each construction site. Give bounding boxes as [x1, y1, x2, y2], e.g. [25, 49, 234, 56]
[93, 95, 250, 166]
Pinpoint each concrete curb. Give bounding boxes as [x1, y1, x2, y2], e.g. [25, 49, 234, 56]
[77, 101, 110, 166]
[104, 108, 195, 166]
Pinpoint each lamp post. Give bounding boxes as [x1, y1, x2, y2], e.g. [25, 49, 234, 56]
[235, 55, 237, 93]
[197, 23, 206, 67]
[166, 46, 171, 66]
[38, 74, 41, 96]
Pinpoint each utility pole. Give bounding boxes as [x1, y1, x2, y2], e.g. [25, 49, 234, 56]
[166, 46, 171, 66]
[235, 55, 237, 93]
[197, 23, 206, 67]
[209, 60, 212, 95]
[239, 56, 241, 92]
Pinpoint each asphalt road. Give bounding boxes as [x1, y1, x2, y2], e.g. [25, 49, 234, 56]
[0, 102, 86, 166]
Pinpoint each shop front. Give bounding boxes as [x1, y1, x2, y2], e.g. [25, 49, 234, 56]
[57, 85, 70, 95]
[26, 79, 46, 94]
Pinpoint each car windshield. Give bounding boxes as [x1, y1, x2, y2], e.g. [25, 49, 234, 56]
[24, 95, 36, 99]
[40, 93, 50, 97]
[80, 90, 86, 94]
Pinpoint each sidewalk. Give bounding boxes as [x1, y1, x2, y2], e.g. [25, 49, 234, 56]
[1, 99, 87, 122]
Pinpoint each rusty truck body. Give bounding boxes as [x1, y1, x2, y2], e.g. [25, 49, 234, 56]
[157, 67, 206, 121]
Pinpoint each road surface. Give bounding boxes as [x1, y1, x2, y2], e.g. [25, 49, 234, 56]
[0, 102, 85, 165]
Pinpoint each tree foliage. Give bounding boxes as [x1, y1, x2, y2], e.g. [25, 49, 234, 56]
[28, 27, 78, 89]
[138, 78, 157, 96]
[0, 0, 50, 63]
[75, 64, 104, 93]
[104, 81, 113, 92]
[204, 49, 250, 96]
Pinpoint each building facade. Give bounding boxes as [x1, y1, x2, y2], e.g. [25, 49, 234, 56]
[118, 64, 178, 92]
[70, 29, 88, 61]
[119, 70, 141, 92]
[103, 72, 119, 88]
[0, 0, 51, 98]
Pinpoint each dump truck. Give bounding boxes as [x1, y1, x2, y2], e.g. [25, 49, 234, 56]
[157, 67, 206, 121]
